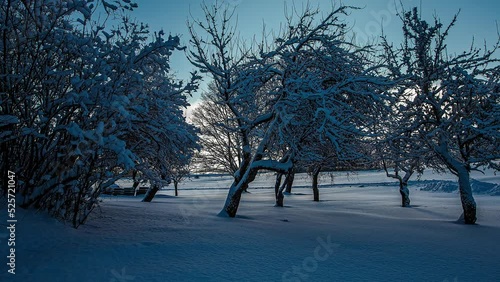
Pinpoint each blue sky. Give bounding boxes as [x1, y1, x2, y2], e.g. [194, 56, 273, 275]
[130, 0, 500, 103]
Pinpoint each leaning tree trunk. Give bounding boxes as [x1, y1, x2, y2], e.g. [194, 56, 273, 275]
[312, 166, 321, 202]
[220, 183, 244, 217]
[142, 185, 160, 202]
[219, 118, 283, 217]
[438, 143, 477, 224]
[274, 173, 284, 207]
[220, 165, 259, 217]
[457, 168, 477, 224]
[284, 170, 295, 193]
[220, 171, 251, 217]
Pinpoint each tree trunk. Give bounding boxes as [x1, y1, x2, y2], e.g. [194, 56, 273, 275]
[437, 140, 477, 224]
[174, 181, 179, 196]
[220, 183, 244, 217]
[399, 181, 410, 207]
[276, 189, 284, 207]
[400, 171, 412, 207]
[220, 157, 263, 217]
[382, 161, 413, 208]
[132, 170, 140, 196]
[457, 169, 476, 224]
[284, 170, 295, 193]
[142, 185, 160, 202]
[220, 118, 279, 217]
[274, 173, 284, 207]
[312, 166, 321, 202]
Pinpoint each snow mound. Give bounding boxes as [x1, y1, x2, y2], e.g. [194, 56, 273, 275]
[418, 179, 500, 195]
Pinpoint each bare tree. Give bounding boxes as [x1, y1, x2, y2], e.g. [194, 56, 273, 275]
[191, 87, 244, 175]
[171, 156, 193, 197]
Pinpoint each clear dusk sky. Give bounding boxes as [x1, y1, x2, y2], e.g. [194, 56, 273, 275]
[129, 0, 500, 103]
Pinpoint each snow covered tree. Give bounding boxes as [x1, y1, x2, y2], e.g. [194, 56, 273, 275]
[381, 7, 500, 223]
[188, 2, 279, 216]
[0, 0, 199, 226]
[189, 3, 390, 217]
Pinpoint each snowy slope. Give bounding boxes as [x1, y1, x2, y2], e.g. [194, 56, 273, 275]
[0, 171, 499, 282]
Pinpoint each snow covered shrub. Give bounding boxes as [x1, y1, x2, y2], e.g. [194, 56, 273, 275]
[0, 0, 199, 227]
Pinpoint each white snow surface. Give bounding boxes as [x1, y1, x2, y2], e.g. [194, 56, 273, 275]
[1, 170, 499, 282]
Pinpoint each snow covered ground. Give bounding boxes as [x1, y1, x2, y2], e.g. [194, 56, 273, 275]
[1, 170, 499, 282]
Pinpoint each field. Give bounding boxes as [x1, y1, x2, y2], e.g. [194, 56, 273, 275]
[1, 170, 499, 282]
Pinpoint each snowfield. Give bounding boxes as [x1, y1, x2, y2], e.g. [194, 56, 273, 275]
[1, 170, 499, 282]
